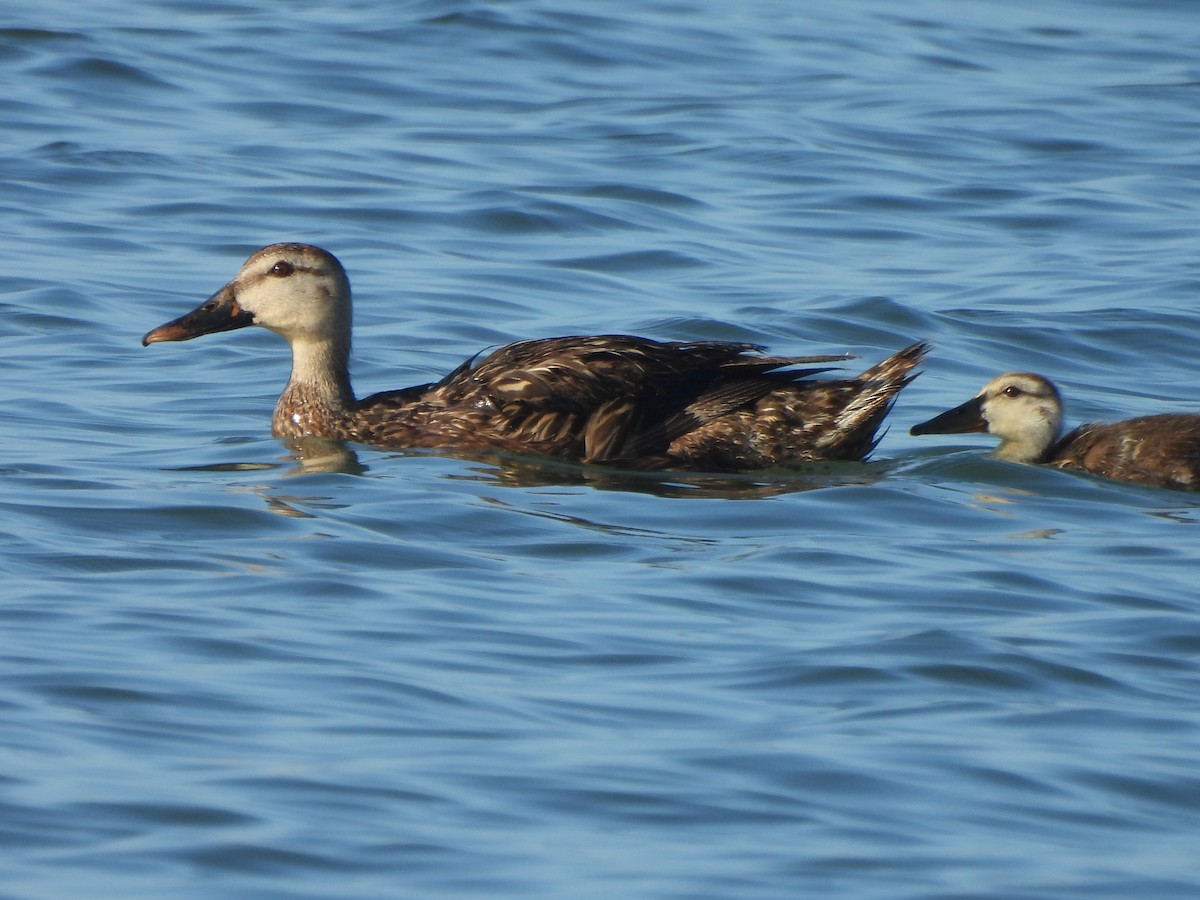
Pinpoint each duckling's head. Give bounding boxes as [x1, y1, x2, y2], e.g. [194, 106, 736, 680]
[911, 372, 1064, 463]
[142, 243, 351, 348]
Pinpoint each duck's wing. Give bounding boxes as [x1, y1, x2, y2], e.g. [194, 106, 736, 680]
[592, 368, 831, 462]
[809, 339, 929, 457]
[657, 340, 928, 468]
[459, 335, 845, 406]
[1054, 414, 1200, 490]
[430, 335, 851, 463]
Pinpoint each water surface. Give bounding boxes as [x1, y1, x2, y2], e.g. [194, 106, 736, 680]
[3, 1, 1200, 897]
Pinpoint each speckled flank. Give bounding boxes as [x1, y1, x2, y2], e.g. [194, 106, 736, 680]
[145, 243, 928, 472]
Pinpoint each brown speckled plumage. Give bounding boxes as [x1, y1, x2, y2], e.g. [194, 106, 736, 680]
[1047, 415, 1200, 490]
[144, 243, 927, 471]
[911, 372, 1200, 491]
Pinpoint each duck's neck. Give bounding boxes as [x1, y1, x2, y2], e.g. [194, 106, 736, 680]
[272, 335, 358, 439]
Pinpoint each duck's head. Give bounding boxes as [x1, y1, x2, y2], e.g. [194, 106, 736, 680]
[142, 243, 351, 348]
[910, 372, 1064, 463]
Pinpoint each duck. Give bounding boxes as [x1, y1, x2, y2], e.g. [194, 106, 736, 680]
[910, 371, 1200, 491]
[143, 242, 928, 471]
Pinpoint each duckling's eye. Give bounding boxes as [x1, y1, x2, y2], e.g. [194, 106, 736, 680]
[270, 261, 294, 277]
[1002, 385, 1023, 397]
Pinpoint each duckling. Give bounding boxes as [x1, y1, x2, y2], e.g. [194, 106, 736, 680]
[144, 243, 927, 471]
[911, 371, 1200, 490]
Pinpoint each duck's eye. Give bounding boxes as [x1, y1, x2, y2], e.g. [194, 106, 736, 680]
[1002, 385, 1023, 397]
[270, 261, 294, 277]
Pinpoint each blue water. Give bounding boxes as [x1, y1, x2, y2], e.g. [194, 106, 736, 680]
[3, 1, 1200, 897]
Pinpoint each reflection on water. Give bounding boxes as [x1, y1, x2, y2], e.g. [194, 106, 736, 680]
[180, 434, 891, 498]
[451, 455, 889, 499]
[279, 437, 890, 498]
[280, 437, 370, 476]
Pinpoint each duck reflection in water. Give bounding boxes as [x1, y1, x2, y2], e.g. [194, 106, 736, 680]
[288, 437, 890, 499]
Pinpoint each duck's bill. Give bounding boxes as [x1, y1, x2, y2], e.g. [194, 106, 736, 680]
[910, 395, 987, 436]
[142, 284, 254, 346]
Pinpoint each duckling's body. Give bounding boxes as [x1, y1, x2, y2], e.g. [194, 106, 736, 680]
[1046, 415, 1200, 490]
[144, 243, 927, 471]
[911, 372, 1200, 491]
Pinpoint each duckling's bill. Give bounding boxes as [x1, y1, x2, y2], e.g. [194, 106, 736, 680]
[910, 395, 987, 436]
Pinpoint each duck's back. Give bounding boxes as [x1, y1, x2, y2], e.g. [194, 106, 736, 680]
[1052, 413, 1200, 490]
[354, 335, 924, 469]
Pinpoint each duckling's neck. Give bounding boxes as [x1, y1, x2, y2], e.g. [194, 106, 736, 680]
[272, 335, 358, 439]
[993, 434, 1052, 464]
[993, 422, 1060, 465]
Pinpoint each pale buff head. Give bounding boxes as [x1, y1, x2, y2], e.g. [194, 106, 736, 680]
[228, 243, 352, 347]
[911, 372, 1064, 463]
[144, 242, 352, 350]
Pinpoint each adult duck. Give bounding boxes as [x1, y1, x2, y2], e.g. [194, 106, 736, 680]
[143, 242, 927, 471]
[911, 371, 1200, 490]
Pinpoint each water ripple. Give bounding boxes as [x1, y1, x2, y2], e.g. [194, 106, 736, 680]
[4, 1, 1200, 897]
